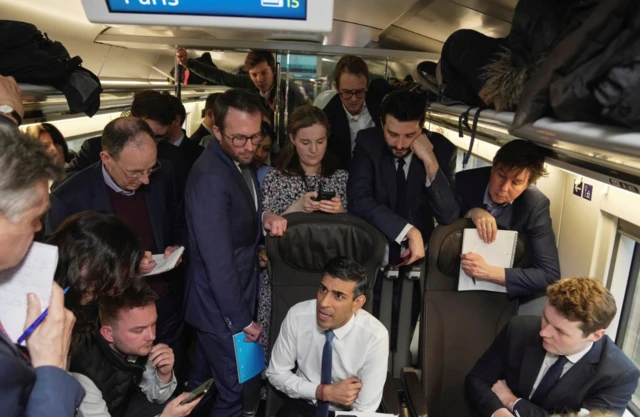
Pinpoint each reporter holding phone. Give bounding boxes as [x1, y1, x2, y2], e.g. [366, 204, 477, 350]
[69, 284, 201, 417]
[259, 105, 348, 354]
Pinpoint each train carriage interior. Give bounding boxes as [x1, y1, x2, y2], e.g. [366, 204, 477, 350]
[1, 0, 640, 416]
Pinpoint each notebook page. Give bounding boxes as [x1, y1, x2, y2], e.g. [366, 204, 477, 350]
[145, 246, 185, 276]
[0, 242, 58, 344]
[458, 228, 518, 293]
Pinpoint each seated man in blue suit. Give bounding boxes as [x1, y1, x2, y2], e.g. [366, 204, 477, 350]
[347, 89, 457, 344]
[0, 76, 85, 416]
[46, 117, 187, 357]
[453, 140, 560, 296]
[467, 277, 640, 417]
[184, 88, 285, 417]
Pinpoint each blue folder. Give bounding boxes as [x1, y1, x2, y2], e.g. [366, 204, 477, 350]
[232, 332, 266, 383]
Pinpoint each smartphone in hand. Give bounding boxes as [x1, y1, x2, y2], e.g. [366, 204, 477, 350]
[180, 378, 214, 405]
[313, 191, 337, 201]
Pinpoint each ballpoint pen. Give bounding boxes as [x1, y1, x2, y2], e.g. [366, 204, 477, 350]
[17, 287, 70, 344]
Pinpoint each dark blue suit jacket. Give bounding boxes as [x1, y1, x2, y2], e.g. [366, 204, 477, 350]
[178, 130, 204, 173]
[347, 126, 458, 246]
[454, 167, 560, 296]
[466, 316, 640, 417]
[0, 333, 85, 417]
[184, 140, 262, 335]
[45, 161, 187, 250]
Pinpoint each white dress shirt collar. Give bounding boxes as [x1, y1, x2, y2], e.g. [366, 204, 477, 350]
[343, 102, 367, 120]
[327, 312, 356, 341]
[562, 342, 594, 364]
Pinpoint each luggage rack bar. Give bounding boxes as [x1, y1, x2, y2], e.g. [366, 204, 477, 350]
[426, 103, 640, 191]
[19, 83, 228, 124]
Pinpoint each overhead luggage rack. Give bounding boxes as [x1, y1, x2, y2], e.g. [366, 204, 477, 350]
[19, 83, 228, 124]
[426, 103, 640, 193]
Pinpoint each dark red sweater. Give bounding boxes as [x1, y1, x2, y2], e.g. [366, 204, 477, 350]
[106, 188, 157, 253]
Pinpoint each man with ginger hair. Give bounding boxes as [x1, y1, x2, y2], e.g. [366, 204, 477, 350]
[466, 277, 640, 417]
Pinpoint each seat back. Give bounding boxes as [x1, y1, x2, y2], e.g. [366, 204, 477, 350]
[264, 212, 386, 417]
[420, 219, 531, 417]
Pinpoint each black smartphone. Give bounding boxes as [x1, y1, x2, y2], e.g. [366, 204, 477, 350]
[180, 378, 214, 405]
[314, 191, 336, 201]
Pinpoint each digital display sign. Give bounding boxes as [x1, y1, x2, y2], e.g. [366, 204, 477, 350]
[106, 0, 307, 20]
[82, 0, 333, 33]
[279, 54, 317, 73]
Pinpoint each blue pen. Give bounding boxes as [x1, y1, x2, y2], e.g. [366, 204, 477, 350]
[17, 287, 70, 344]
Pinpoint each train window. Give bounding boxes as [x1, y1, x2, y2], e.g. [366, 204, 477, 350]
[614, 221, 640, 415]
[455, 149, 491, 173]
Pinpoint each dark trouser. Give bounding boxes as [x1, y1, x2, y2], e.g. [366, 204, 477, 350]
[276, 397, 335, 417]
[155, 288, 186, 386]
[188, 330, 242, 417]
[122, 391, 167, 417]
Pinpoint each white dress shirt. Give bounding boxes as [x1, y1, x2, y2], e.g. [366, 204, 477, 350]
[343, 103, 375, 155]
[266, 299, 389, 412]
[71, 359, 177, 417]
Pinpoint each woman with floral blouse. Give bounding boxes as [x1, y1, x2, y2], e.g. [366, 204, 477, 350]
[258, 104, 348, 355]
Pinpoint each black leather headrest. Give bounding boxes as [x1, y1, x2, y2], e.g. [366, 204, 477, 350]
[268, 213, 386, 273]
[278, 221, 377, 271]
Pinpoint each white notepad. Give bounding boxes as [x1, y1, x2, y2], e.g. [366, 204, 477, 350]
[0, 242, 58, 344]
[145, 246, 185, 276]
[458, 229, 518, 293]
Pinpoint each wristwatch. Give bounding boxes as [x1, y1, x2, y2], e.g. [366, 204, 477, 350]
[0, 105, 22, 126]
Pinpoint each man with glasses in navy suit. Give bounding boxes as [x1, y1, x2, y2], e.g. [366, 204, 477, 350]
[184, 88, 286, 417]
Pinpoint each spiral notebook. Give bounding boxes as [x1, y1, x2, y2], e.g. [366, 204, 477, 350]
[232, 332, 265, 384]
[458, 229, 518, 293]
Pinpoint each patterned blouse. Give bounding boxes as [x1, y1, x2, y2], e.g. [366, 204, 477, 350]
[261, 168, 349, 214]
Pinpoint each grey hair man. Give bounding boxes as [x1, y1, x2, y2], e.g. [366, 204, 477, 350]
[0, 74, 85, 417]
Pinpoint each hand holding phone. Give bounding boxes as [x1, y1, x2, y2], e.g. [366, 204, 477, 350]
[313, 190, 336, 202]
[180, 378, 213, 405]
[161, 392, 204, 417]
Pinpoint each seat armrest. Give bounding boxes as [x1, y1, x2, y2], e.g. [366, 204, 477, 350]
[242, 374, 262, 417]
[402, 367, 428, 417]
[381, 370, 400, 415]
